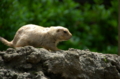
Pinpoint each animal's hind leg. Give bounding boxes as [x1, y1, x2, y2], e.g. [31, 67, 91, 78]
[14, 39, 28, 48]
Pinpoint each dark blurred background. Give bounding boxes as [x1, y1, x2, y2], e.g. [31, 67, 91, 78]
[0, 0, 118, 54]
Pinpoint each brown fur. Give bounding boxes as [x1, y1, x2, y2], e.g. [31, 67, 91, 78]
[0, 24, 72, 51]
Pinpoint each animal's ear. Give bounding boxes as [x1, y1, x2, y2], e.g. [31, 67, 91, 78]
[57, 29, 60, 32]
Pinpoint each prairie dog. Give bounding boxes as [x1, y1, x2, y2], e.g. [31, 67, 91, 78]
[0, 24, 72, 51]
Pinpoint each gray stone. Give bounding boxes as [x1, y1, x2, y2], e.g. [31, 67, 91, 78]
[0, 46, 119, 79]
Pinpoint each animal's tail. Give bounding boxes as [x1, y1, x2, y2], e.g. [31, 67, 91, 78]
[0, 37, 13, 47]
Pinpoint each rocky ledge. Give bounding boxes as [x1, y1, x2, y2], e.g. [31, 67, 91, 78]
[0, 46, 120, 79]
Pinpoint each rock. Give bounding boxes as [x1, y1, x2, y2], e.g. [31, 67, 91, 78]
[0, 46, 120, 79]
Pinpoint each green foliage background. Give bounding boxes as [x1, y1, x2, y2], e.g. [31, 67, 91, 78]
[0, 0, 118, 54]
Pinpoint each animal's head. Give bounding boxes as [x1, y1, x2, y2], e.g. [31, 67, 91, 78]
[50, 26, 72, 41]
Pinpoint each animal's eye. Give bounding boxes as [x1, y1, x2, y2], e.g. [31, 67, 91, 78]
[63, 31, 67, 34]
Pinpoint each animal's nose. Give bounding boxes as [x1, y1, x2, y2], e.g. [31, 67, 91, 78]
[70, 33, 72, 38]
[70, 33, 72, 36]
